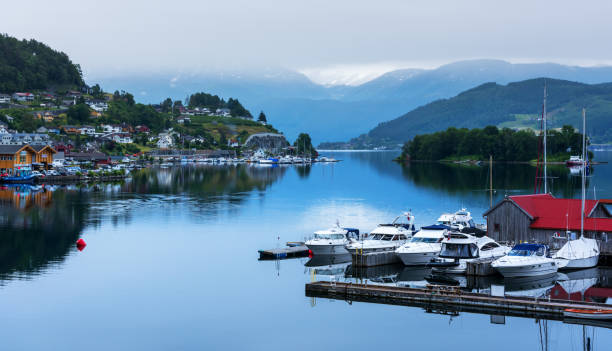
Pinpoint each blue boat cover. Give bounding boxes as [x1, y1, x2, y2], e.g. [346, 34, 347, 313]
[422, 224, 451, 230]
[512, 243, 546, 251]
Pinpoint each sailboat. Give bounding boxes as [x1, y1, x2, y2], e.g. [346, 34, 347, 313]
[553, 109, 600, 269]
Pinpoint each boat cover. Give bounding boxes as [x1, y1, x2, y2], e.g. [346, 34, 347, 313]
[555, 237, 599, 260]
[512, 243, 547, 251]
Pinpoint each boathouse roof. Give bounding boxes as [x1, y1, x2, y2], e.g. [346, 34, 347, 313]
[484, 194, 612, 232]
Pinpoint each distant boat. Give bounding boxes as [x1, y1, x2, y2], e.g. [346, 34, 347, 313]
[566, 155, 584, 167]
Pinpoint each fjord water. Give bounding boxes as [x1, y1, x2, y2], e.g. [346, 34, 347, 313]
[0, 152, 611, 350]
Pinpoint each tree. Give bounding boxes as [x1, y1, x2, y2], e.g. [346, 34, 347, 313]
[294, 133, 315, 156]
[161, 98, 172, 113]
[67, 103, 91, 124]
[258, 111, 267, 123]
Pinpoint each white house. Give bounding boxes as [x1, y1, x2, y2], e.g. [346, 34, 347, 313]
[156, 135, 173, 149]
[176, 116, 191, 124]
[215, 108, 231, 117]
[111, 133, 133, 144]
[102, 124, 122, 133]
[12, 92, 35, 102]
[0, 94, 11, 104]
[79, 126, 96, 135]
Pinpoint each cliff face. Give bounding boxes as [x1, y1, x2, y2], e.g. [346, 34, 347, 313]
[244, 133, 289, 152]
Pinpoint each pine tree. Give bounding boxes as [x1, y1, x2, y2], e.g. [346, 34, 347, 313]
[258, 111, 267, 123]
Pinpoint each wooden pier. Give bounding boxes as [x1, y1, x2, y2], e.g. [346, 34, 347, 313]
[258, 245, 309, 260]
[306, 281, 612, 328]
[351, 251, 400, 267]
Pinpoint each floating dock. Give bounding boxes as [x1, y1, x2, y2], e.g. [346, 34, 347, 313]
[351, 251, 400, 267]
[306, 281, 612, 328]
[258, 245, 309, 260]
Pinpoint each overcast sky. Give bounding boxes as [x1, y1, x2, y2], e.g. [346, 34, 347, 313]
[2, 0, 612, 85]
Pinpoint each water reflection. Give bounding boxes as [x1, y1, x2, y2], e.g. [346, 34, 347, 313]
[0, 185, 88, 282]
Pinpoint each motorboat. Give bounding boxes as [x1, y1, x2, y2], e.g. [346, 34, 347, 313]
[395, 224, 449, 266]
[436, 208, 481, 231]
[0, 166, 37, 184]
[345, 213, 416, 255]
[259, 158, 278, 164]
[429, 231, 510, 274]
[553, 236, 600, 269]
[305, 225, 360, 255]
[492, 243, 558, 277]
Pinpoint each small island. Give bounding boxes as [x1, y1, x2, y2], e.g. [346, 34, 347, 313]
[396, 125, 590, 163]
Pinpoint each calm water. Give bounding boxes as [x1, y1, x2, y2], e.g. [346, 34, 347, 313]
[0, 151, 611, 350]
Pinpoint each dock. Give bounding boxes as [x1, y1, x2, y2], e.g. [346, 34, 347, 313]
[351, 251, 400, 267]
[466, 257, 497, 276]
[305, 281, 612, 328]
[258, 245, 309, 260]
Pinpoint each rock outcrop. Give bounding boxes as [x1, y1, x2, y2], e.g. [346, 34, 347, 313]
[244, 133, 289, 152]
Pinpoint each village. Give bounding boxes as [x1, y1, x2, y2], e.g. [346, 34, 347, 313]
[0, 87, 304, 181]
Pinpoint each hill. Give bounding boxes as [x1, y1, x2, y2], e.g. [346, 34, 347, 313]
[0, 34, 84, 92]
[350, 78, 612, 146]
[93, 60, 612, 143]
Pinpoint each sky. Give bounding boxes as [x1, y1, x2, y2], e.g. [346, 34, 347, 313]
[2, 0, 612, 85]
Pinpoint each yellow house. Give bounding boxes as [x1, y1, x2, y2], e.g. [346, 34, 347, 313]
[32, 145, 56, 168]
[0, 144, 38, 175]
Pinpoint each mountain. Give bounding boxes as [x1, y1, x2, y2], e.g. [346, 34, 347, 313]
[363, 78, 612, 145]
[0, 34, 84, 92]
[90, 60, 612, 144]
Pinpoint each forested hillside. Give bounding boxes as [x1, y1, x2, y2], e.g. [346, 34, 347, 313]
[364, 78, 612, 144]
[0, 34, 84, 92]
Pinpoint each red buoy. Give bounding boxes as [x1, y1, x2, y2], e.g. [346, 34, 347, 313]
[76, 238, 87, 251]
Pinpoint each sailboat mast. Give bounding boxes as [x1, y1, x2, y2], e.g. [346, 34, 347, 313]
[543, 84, 548, 194]
[489, 155, 493, 208]
[581, 108, 586, 238]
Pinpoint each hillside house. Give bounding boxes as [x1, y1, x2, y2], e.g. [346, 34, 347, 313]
[110, 133, 133, 144]
[0, 94, 10, 104]
[215, 108, 231, 117]
[12, 92, 35, 102]
[156, 135, 173, 149]
[79, 126, 96, 135]
[62, 125, 80, 134]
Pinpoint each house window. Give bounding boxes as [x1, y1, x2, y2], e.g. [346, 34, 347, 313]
[494, 223, 500, 232]
[19, 151, 26, 164]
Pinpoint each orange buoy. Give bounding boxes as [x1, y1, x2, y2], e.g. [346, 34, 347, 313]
[76, 238, 87, 251]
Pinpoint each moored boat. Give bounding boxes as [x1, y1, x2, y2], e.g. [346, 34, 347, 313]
[492, 243, 558, 277]
[395, 224, 449, 265]
[345, 213, 416, 255]
[429, 231, 510, 274]
[305, 225, 359, 255]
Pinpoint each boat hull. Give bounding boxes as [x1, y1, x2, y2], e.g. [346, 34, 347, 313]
[557, 255, 599, 270]
[494, 262, 558, 277]
[306, 243, 349, 255]
[396, 251, 438, 266]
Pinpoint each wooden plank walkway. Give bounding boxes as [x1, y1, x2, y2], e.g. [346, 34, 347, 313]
[258, 245, 309, 260]
[306, 281, 612, 327]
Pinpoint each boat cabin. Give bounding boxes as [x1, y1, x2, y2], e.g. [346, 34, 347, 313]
[438, 233, 502, 259]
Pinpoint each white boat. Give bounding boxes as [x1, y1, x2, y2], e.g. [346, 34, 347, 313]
[279, 156, 293, 164]
[555, 110, 600, 270]
[345, 213, 416, 255]
[429, 232, 510, 274]
[492, 243, 558, 277]
[259, 158, 278, 164]
[554, 236, 600, 269]
[436, 208, 481, 231]
[305, 225, 360, 255]
[395, 224, 449, 265]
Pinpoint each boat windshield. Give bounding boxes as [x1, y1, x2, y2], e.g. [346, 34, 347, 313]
[314, 233, 345, 240]
[368, 234, 384, 240]
[439, 243, 479, 259]
[508, 248, 545, 256]
[410, 237, 441, 243]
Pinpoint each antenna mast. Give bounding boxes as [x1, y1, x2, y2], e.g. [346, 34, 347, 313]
[581, 108, 586, 238]
[543, 83, 548, 194]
